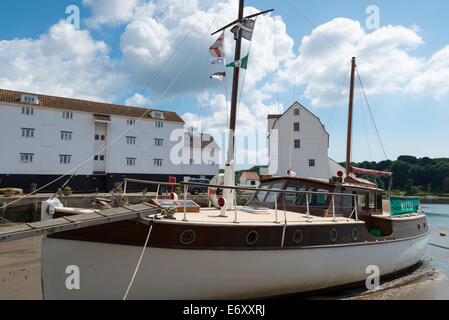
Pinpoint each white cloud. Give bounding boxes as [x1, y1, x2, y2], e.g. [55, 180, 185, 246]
[0, 20, 126, 102]
[407, 45, 449, 100]
[279, 18, 426, 107]
[125, 93, 152, 107]
[82, 0, 144, 28]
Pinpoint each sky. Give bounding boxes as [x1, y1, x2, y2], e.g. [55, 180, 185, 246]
[1, 0, 448, 170]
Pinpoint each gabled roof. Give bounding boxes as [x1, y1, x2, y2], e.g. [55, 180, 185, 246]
[268, 101, 329, 138]
[0, 88, 184, 123]
[242, 172, 260, 181]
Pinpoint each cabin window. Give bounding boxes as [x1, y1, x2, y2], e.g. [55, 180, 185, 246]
[334, 190, 354, 215]
[254, 184, 271, 202]
[376, 193, 383, 212]
[358, 194, 366, 211]
[309, 188, 329, 208]
[265, 182, 284, 203]
[369, 193, 375, 210]
[284, 184, 305, 206]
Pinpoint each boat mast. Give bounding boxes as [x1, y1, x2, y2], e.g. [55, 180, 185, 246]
[345, 57, 356, 179]
[210, 0, 272, 209]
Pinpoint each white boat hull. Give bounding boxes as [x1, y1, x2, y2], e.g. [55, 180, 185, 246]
[41, 234, 429, 300]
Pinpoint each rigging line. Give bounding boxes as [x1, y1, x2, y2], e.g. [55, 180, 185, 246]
[357, 76, 373, 161]
[356, 66, 389, 160]
[109, 0, 217, 128]
[310, 63, 350, 161]
[0, 35, 204, 213]
[285, 0, 344, 54]
[197, 7, 225, 128]
[123, 224, 153, 300]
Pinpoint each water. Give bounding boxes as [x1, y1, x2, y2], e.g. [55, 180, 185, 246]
[327, 203, 449, 300]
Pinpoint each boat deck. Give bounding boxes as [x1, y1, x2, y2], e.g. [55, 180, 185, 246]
[159, 207, 367, 226]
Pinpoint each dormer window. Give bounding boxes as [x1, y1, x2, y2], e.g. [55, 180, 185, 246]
[21, 94, 39, 105]
[151, 111, 164, 119]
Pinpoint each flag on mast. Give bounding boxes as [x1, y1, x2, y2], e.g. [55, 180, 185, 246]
[209, 32, 225, 59]
[210, 72, 226, 81]
[226, 55, 249, 69]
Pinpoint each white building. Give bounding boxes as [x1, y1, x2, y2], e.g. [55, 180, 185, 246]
[267, 101, 345, 180]
[239, 172, 260, 187]
[0, 89, 219, 192]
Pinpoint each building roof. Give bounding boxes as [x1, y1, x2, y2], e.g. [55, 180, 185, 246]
[242, 172, 260, 181]
[0, 88, 184, 123]
[267, 114, 282, 119]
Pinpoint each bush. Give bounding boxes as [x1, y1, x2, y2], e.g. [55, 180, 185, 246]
[5, 188, 14, 192]
[64, 186, 72, 192]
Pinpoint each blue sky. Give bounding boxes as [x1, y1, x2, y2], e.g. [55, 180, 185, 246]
[1, 0, 448, 170]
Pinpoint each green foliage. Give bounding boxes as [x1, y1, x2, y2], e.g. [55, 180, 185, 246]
[346, 156, 449, 195]
[64, 186, 72, 191]
[5, 188, 14, 192]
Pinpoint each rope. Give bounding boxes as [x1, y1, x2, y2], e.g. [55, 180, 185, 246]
[123, 224, 153, 300]
[356, 67, 389, 160]
[429, 243, 449, 250]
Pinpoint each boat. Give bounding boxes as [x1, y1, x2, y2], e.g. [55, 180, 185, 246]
[38, 0, 429, 299]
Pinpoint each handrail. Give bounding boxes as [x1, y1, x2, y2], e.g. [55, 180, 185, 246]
[179, 181, 359, 198]
[124, 178, 181, 187]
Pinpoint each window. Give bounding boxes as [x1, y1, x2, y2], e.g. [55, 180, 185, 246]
[309, 159, 315, 167]
[265, 182, 285, 203]
[94, 155, 99, 161]
[155, 121, 164, 128]
[127, 119, 136, 126]
[21, 95, 39, 104]
[154, 159, 163, 167]
[126, 136, 136, 145]
[294, 139, 301, 149]
[152, 111, 163, 119]
[95, 134, 105, 141]
[60, 131, 72, 141]
[95, 134, 99, 140]
[94, 155, 105, 161]
[100, 155, 105, 161]
[21, 128, 35, 138]
[62, 111, 73, 119]
[154, 138, 164, 147]
[21, 107, 34, 116]
[294, 122, 300, 132]
[20, 153, 34, 163]
[59, 155, 72, 164]
[101, 135, 105, 141]
[126, 158, 136, 166]
[294, 108, 300, 116]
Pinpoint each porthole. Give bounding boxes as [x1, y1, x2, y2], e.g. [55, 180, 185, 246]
[246, 231, 259, 246]
[423, 222, 427, 229]
[293, 230, 303, 244]
[417, 223, 421, 231]
[352, 228, 359, 241]
[330, 229, 338, 242]
[180, 230, 196, 245]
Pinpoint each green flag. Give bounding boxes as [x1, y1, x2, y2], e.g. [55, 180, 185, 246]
[226, 55, 249, 69]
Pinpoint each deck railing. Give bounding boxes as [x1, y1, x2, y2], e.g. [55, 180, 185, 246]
[123, 178, 360, 224]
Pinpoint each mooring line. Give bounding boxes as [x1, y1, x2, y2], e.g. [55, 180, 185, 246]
[123, 224, 153, 300]
[429, 243, 449, 250]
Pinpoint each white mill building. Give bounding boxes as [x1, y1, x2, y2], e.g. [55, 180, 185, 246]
[267, 102, 345, 180]
[0, 89, 219, 192]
